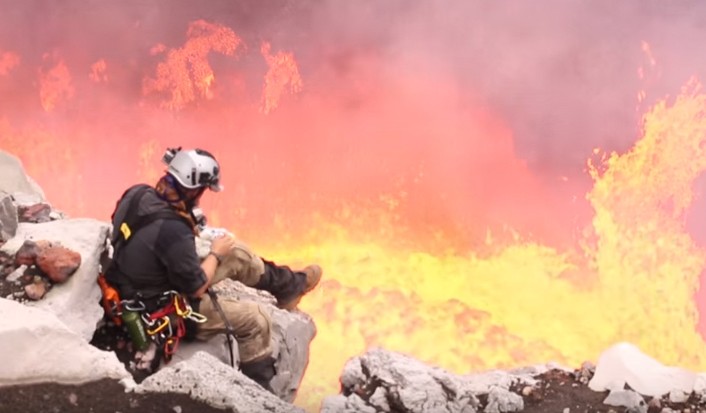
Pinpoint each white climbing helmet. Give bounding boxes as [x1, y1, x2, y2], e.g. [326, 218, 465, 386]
[163, 147, 223, 192]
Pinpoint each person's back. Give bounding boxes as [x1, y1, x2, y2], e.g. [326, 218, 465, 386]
[105, 184, 206, 303]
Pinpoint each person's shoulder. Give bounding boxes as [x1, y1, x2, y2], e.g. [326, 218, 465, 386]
[128, 183, 154, 195]
[158, 215, 195, 237]
[118, 183, 154, 201]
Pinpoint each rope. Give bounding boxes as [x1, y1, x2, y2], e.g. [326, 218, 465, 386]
[207, 288, 236, 368]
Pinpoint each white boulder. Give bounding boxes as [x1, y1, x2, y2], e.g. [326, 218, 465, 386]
[0, 298, 129, 386]
[1, 218, 111, 341]
[589, 342, 697, 397]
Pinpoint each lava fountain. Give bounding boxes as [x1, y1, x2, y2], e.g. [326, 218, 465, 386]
[2, 2, 706, 411]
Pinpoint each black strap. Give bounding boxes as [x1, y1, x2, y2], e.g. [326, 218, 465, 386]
[207, 288, 236, 368]
[110, 185, 189, 256]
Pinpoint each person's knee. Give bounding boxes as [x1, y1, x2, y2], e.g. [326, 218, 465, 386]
[217, 300, 269, 333]
[231, 302, 272, 363]
[218, 245, 265, 286]
[240, 303, 271, 340]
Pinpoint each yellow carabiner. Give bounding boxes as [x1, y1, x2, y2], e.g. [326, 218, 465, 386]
[147, 316, 170, 335]
[173, 295, 192, 318]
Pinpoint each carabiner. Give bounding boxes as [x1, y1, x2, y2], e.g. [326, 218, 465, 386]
[146, 316, 171, 336]
[122, 300, 146, 312]
[186, 311, 208, 324]
[173, 295, 192, 318]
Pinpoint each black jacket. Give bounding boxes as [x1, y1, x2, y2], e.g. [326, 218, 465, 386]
[105, 184, 207, 302]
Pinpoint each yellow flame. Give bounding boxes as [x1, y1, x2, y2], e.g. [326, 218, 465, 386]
[587, 78, 706, 365]
[250, 82, 706, 411]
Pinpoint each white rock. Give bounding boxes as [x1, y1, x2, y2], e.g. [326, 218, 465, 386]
[0, 151, 45, 201]
[484, 386, 524, 413]
[328, 348, 522, 413]
[10, 192, 45, 208]
[692, 373, 706, 393]
[168, 334, 238, 368]
[135, 351, 304, 413]
[668, 389, 689, 403]
[0, 192, 17, 241]
[321, 394, 379, 413]
[1, 218, 110, 341]
[6, 264, 27, 282]
[603, 389, 647, 413]
[208, 279, 315, 402]
[462, 369, 538, 394]
[588, 342, 696, 397]
[0, 298, 129, 385]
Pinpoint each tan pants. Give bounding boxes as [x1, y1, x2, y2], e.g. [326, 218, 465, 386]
[195, 292, 272, 363]
[211, 240, 265, 287]
[195, 240, 271, 363]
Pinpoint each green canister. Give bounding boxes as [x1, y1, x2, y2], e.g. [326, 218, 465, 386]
[122, 310, 150, 351]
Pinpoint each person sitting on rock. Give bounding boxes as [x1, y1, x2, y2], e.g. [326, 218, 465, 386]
[103, 147, 322, 391]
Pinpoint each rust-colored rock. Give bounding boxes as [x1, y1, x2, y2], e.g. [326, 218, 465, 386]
[36, 245, 81, 283]
[14, 240, 53, 266]
[24, 280, 48, 300]
[17, 203, 52, 223]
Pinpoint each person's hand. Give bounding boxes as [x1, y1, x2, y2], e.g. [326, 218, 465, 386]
[210, 234, 236, 257]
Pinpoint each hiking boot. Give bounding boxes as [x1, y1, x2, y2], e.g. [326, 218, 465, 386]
[277, 264, 322, 310]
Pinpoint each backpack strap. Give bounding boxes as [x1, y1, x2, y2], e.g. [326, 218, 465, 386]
[111, 185, 189, 254]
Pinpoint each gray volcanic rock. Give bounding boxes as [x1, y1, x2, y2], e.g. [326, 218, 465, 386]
[136, 351, 305, 413]
[322, 348, 537, 413]
[0, 192, 17, 242]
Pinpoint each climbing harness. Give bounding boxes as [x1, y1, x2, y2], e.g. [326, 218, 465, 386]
[129, 290, 208, 362]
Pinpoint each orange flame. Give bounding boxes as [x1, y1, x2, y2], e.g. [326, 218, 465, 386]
[38, 52, 74, 112]
[0, 50, 19, 76]
[285, 81, 706, 410]
[260, 42, 303, 114]
[89, 59, 108, 83]
[142, 20, 242, 110]
[637, 41, 661, 111]
[3, 18, 706, 413]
